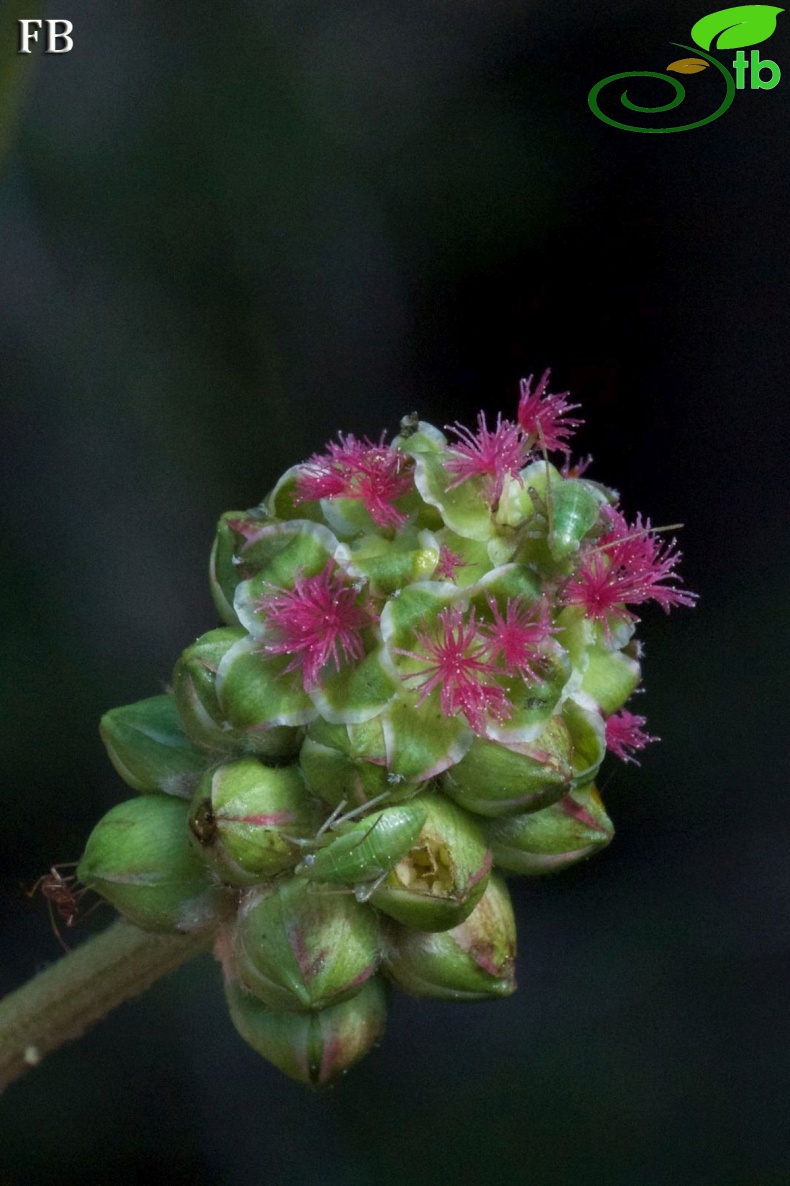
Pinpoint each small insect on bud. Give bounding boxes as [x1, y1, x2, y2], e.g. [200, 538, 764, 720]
[440, 716, 573, 816]
[547, 479, 603, 561]
[100, 693, 206, 798]
[483, 785, 614, 875]
[188, 758, 321, 887]
[77, 796, 227, 933]
[232, 876, 381, 1012]
[225, 976, 388, 1088]
[295, 804, 427, 895]
[369, 795, 491, 932]
[383, 874, 516, 1001]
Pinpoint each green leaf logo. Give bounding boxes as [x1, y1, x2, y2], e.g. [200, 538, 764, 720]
[691, 5, 783, 50]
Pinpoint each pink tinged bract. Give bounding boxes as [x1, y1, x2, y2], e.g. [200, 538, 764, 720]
[561, 508, 697, 626]
[294, 432, 414, 529]
[445, 413, 525, 509]
[254, 562, 371, 692]
[482, 596, 557, 684]
[517, 369, 582, 454]
[605, 709, 658, 764]
[394, 605, 512, 734]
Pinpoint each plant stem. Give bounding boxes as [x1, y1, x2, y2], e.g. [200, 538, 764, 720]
[0, 920, 213, 1092]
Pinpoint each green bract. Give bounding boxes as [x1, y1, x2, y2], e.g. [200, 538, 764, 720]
[84, 384, 694, 1082]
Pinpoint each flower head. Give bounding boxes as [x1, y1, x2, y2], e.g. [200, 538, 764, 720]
[394, 605, 511, 733]
[517, 369, 582, 454]
[445, 413, 524, 510]
[254, 562, 370, 691]
[605, 710, 658, 764]
[295, 433, 414, 529]
[482, 596, 556, 684]
[562, 509, 697, 627]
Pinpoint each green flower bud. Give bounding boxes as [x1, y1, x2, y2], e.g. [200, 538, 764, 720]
[563, 698, 606, 789]
[172, 627, 302, 760]
[383, 874, 516, 1001]
[100, 694, 206, 798]
[440, 716, 572, 816]
[370, 794, 491, 931]
[225, 976, 388, 1088]
[77, 795, 225, 933]
[188, 757, 321, 887]
[483, 785, 614, 874]
[296, 804, 427, 891]
[172, 626, 246, 750]
[233, 877, 381, 1012]
[298, 718, 392, 810]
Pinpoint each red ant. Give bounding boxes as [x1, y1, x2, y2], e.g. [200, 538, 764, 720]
[24, 862, 96, 952]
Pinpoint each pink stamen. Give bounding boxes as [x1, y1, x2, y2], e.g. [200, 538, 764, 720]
[294, 432, 414, 529]
[517, 369, 582, 455]
[254, 561, 371, 692]
[394, 605, 511, 733]
[561, 507, 697, 627]
[445, 413, 525, 509]
[605, 710, 658, 765]
[482, 596, 556, 684]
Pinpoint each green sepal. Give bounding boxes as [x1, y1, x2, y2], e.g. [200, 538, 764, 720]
[225, 976, 388, 1088]
[483, 785, 614, 875]
[232, 877, 381, 1012]
[580, 646, 641, 715]
[309, 647, 397, 726]
[382, 696, 472, 782]
[216, 636, 317, 729]
[188, 758, 321, 887]
[393, 421, 447, 456]
[266, 466, 326, 524]
[379, 581, 458, 653]
[440, 715, 573, 816]
[347, 529, 441, 594]
[100, 694, 206, 798]
[77, 795, 225, 934]
[370, 794, 491, 931]
[413, 451, 494, 541]
[563, 697, 607, 788]
[484, 644, 572, 746]
[383, 874, 516, 1001]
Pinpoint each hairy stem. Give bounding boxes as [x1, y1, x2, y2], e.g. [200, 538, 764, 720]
[0, 920, 213, 1091]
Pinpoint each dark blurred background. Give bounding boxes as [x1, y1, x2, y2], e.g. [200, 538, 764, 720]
[1, 1, 788, 1183]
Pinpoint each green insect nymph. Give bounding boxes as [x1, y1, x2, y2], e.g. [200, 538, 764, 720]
[296, 803, 427, 889]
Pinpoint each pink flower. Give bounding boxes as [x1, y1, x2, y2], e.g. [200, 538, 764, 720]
[254, 562, 370, 692]
[294, 433, 414, 529]
[434, 544, 466, 583]
[482, 596, 556, 683]
[517, 369, 582, 454]
[605, 710, 658, 764]
[445, 413, 525, 510]
[561, 508, 697, 627]
[394, 605, 511, 733]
